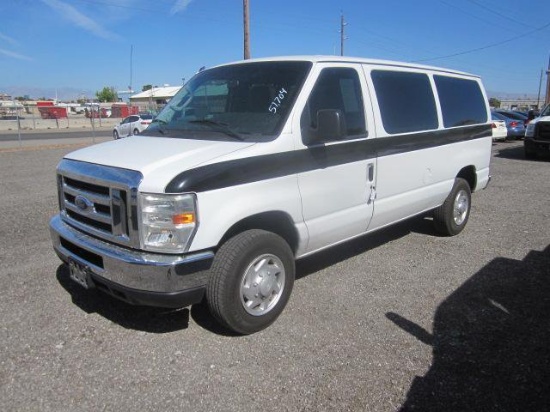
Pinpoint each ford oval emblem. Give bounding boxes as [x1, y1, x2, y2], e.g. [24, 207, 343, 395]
[74, 195, 93, 212]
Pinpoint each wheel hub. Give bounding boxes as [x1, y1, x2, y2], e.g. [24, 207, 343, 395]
[453, 190, 469, 225]
[240, 254, 285, 316]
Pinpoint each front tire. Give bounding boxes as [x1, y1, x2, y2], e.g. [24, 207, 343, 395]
[433, 178, 471, 236]
[206, 230, 295, 335]
[113, 130, 119, 139]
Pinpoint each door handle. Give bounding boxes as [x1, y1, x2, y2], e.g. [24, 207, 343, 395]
[367, 163, 374, 182]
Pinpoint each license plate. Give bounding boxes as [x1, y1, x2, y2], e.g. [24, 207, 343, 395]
[68, 259, 91, 289]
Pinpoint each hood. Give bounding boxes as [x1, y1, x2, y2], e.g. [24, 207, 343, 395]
[65, 136, 255, 192]
[530, 115, 550, 125]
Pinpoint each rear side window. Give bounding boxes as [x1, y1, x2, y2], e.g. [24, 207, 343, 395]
[434, 75, 487, 127]
[371, 70, 438, 134]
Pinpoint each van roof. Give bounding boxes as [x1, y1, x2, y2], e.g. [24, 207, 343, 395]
[214, 55, 478, 78]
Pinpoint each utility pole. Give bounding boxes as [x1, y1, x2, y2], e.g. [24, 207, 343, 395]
[129, 45, 133, 93]
[243, 0, 250, 59]
[537, 69, 543, 109]
[545, 54, 550, 106]
[340, 13, 347, 56]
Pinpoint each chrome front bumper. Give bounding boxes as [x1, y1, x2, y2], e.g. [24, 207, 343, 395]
[50, 215, 214, 306]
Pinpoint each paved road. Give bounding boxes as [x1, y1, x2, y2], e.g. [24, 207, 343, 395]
[0, 129, 112, 142]
[1, 140, 549, 411]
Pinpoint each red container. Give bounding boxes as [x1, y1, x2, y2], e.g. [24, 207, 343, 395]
[111, 104, 139, 118]
[38, 106, 68, 119]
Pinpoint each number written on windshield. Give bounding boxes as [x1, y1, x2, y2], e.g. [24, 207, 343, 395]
[268, 88, 288, 114]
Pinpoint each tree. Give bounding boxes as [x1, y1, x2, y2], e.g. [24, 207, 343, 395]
[489, 97, 501, 108]
[96, 86, 118, 102]
[142, 84, 153, 91]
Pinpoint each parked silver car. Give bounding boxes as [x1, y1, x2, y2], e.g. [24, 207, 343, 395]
[113, 114, 153, 139]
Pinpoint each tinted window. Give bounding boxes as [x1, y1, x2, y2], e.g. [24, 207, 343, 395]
[372, 70, 438, 134]
[301, 67, 366, 141]
[435, 75, 487, 127]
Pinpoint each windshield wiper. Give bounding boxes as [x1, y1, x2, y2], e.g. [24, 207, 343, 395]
[188, 119, 244, 141]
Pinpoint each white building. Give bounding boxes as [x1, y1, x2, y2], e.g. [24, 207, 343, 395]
[129, 86, 182, 111]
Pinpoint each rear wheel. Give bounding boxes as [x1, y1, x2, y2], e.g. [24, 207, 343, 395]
[433, 178, 471, 236]
[206, 229, 295, 335]
[133, 128, 140, 135]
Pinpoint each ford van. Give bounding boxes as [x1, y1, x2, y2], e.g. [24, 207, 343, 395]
[50, 56, 492, 334]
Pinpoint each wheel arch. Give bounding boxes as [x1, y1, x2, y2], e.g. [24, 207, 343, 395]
[218, 211, 299, 255]
[457, 165, 476, 191]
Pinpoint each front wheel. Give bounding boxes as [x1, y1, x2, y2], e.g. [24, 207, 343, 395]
[206, 230, 295, 335]
[113, 130, 119, 139]
[433, 178, 471, 236]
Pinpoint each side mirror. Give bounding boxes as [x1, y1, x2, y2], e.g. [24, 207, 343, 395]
[527, 110, 540, 121]
[303, 109, 347, 145]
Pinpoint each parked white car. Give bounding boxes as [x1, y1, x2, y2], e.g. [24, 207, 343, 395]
[113, 114, 153, 139]
[491, 113, 507, 141]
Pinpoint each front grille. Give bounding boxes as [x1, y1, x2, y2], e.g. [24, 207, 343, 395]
[536, 122, 550, 141]
[62, 178, 114, 234]
[57, 159, 142, 249]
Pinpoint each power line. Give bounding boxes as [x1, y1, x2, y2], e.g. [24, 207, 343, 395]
[413, 20, 550, 63]
[437, 0, 518, 33]
[464, 0, 532, 30]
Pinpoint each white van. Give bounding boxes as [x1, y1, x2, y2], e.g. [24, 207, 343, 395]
[50, 56, 492, 334]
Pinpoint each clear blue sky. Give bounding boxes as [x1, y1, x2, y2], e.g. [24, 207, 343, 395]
[1, 0, 549, 100]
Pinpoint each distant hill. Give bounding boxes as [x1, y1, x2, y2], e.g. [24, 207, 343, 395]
[487, 91, 540, 100]
[0, 86, 94, 101]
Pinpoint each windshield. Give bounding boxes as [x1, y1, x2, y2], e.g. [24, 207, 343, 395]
[146, 61, 312, 142]
[541, 104, 550, 117]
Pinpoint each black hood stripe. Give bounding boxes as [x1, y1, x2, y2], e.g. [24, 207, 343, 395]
[165, 124, 491, 193]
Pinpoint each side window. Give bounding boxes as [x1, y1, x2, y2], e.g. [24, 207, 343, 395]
[434, 76, 488, 127]
[371, 70, 438, 134]
[301, 67, 366, 143]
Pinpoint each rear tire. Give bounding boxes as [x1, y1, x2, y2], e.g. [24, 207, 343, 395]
[206, 229, 295, 335]
[133, 128, 140, 135]
[433, 178, 471, 236]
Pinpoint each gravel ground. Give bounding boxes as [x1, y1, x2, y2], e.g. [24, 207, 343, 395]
[0, 140, 548, 411]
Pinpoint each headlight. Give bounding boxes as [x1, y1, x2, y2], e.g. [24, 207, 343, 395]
[139, 193, 197, 253]
[525, 123, 535, 138]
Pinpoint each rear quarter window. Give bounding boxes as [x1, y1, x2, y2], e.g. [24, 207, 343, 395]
[434, 75, 487, 127]
[371, 70, 438, 135]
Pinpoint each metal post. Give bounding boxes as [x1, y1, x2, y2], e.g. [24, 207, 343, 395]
[16, 108, 22, 148]
[90, 107, 96, 144]
[243, 0, 250, 59]
[537, 69, 543, 109]
[340, 14, 346, 56]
